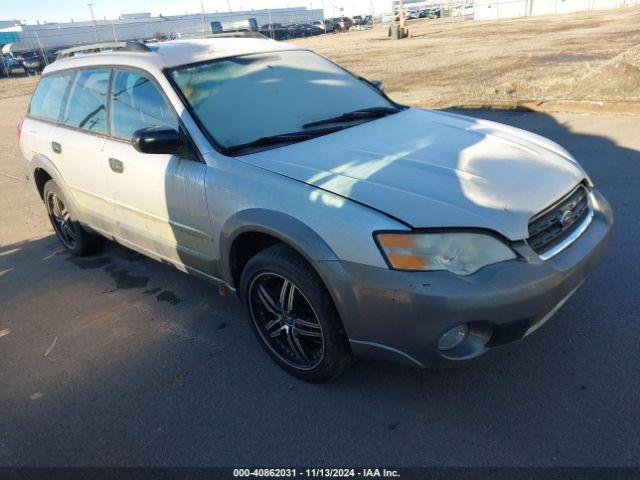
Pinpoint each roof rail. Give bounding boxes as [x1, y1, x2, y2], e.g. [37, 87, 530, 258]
[57, 41, 150, 59]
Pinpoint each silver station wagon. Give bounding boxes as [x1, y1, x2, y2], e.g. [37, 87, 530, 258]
[19, 38, 612, 381]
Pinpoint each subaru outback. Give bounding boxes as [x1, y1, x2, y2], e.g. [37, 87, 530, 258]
[19, 38, 612, 381]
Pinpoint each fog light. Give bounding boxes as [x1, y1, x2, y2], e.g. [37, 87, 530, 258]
[438, 324, 469, 351]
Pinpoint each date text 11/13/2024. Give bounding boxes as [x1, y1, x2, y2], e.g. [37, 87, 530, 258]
[233, 468, 401, 477]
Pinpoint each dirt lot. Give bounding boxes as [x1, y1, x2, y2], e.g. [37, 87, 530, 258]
[0, 75, 39, 101]
[292, 6, 640, 107]
[2, 7, 639, 108]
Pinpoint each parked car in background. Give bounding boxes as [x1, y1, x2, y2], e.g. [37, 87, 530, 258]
[311, 20, 335, 32]
[1, 54, 21, 76]
[260, 23, 288, 40]
[286, 23, 322, 38]
[21, 51, 44, 74]
[333, 16, 353, 31]
[308, 23, 325, 35]
[380, 13, 396, 23]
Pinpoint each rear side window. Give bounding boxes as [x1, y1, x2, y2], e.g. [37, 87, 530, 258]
[110, 69, 178, 139]
[61, 68, 110, 134]
[29, 73, 74, 122]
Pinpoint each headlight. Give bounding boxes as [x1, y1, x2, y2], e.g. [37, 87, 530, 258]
[375, 231, 516, 275]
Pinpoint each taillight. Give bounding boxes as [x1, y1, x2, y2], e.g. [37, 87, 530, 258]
[17, 119, 23, 140]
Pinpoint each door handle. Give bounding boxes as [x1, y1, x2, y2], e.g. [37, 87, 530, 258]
[51, 142, 62, 154]
[109, 158, 124, 173]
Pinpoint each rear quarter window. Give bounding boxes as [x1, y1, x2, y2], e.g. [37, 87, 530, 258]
[29, 72, 74, 122]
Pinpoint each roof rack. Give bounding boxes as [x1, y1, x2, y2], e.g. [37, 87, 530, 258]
[57, 41, 150, 59]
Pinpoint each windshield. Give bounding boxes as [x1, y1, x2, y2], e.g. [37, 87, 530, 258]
[169, 50, 395, 152]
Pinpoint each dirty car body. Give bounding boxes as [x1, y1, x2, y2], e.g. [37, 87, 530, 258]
[19, 38, 612, 379]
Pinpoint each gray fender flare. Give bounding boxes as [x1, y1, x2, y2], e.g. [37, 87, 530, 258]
[219, 208, 340, 285]
[220, 209, 361, 340]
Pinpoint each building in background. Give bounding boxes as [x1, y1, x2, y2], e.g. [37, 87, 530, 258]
[0, 7, 323, 51]
[0, 27, 21, 47]
[474, 0, 639, 19]
[390, 0, 448, 11]
[0, 20, 21, 29]
[391, 0, 638, 18]
[0, 20, 22, 46]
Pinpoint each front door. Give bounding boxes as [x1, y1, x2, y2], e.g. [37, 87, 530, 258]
[104, 68, 216, 275]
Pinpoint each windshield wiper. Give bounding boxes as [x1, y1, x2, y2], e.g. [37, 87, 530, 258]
[302, 106, 401, 129]
[225, 126, 344, 154]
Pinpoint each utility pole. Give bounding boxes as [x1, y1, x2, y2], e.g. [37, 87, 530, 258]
[87, 4, 100, 42]
[227, 0, 232, 12]
[34, 30, 48, 66]
[201, 1, 206, 38]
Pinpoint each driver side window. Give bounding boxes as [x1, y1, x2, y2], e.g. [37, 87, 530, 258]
[110, 69, 179, 139]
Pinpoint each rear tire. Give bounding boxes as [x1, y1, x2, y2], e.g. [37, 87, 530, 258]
[43, 179, 103, 257]
[240, 244, 352, 382]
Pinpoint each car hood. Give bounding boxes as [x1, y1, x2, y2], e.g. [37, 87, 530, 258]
[242, 108, 587, 240]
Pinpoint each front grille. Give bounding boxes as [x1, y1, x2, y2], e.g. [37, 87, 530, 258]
[528, 184, 591, 256]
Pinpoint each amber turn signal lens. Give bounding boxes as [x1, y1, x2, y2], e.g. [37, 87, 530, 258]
[375, 231, 516, 275]
[377, 233, 429, 271]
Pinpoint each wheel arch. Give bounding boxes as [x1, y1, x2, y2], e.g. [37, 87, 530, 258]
[220, 209, 340, 294]
[30, 154, 80, 215]
[33, 167, 52, 200]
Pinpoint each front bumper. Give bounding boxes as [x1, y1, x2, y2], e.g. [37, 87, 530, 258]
[319, 189, 613, 367]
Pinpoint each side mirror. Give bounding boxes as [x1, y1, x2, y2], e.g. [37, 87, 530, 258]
[371, 80, 384, 91]
[132, 126, 187, 155]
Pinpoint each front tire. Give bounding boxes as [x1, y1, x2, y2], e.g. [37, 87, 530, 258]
[240, 244, 352, 382]
[43, 180, 102, 256]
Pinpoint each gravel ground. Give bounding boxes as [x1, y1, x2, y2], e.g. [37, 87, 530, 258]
[0, 75, 39, 100]
[292, 6, 640, 106]
[572, 44, 640, 100]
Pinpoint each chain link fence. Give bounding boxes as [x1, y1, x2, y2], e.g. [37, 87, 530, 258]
[2, 8, 325, 53]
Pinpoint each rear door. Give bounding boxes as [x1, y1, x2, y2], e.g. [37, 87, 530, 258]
[55, 67, 116, 233]
[104, 68, 215, 275]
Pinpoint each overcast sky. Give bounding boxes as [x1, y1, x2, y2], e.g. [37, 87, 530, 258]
[1, 0, 393, 23]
